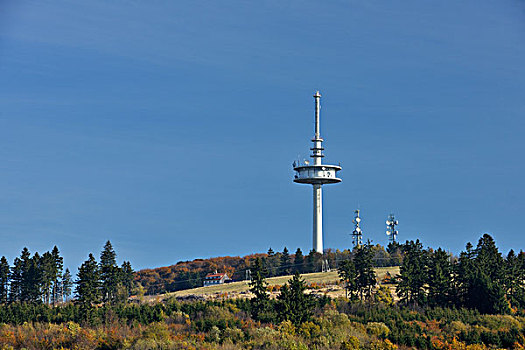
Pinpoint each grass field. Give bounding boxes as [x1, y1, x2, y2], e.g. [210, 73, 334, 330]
[148, 266, 399, 300]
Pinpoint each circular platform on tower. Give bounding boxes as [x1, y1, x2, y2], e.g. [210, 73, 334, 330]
[293, 164, 342, 184]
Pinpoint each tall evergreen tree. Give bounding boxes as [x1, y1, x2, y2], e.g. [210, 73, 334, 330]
[294, 248, 304, 274]
[476, 234, 505, 281]
[40, 251, 55, 304]
[19, 248, 33, 302]
[51, 246, 64, 305]
[504, 250, 520, 308]
[472, 234, 508, 314]
[280, 247, 291, 275]
[266, 247, 278, 277]
[338, 258, 357, 299]
[427, 248, 453, 307]
[26, 252, 43, 303]
[99, 240, 119, 303]
[305, 250, 319, 273]
[119, 261, 134, 301]
[62, 268, 73, 302]
[0, 256, 10, 303]
[75, 254, 100, 309]
[397, 240, 427, 306]
[354, 243, 377, 300]
[455, 235, 509, 314]
[249, 257, 271, 322]
[10, 257, 23, 302]
[277, 272, 313, 326]
[456, 242, 476, 308]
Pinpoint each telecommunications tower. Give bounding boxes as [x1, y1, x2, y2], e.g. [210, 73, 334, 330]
[293, 92, 342, 253]
[352, 209, 363, 248]
[386, 214, 399, 244]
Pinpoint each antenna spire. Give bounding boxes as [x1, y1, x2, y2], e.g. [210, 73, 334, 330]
[313, 91, 321, 139]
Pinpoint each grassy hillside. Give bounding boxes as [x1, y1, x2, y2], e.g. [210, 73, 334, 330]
[143, 266, 399, 301]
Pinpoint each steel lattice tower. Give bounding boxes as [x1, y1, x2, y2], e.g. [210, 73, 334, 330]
[386, 214, 399, 244]
[352, 209, 363, 248]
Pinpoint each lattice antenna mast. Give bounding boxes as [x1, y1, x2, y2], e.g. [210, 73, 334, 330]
[386, 214, 399, 244]
[352, 209, 363, 248]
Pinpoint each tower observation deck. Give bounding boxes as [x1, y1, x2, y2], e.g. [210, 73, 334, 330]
[293, 92, 342, 253]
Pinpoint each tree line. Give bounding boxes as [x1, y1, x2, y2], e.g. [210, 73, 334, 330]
[394, 233, 525, 314]
[0, 241, 133, 308]
[0, 246, 72, 305]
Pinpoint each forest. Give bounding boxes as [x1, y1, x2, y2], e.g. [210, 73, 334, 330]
[0, 234, 525, 349]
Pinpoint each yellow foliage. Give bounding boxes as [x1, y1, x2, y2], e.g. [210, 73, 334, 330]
[278, 320, 296, 335]
[341, 336, 360, 349]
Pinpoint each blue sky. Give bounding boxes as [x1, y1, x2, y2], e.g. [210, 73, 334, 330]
[0, 0, 524, 271]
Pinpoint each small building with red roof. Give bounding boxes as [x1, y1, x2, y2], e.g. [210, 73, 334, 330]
[203, 272, 231, 286]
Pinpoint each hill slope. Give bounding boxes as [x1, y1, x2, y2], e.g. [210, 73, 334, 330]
[141, 266, 399, 301]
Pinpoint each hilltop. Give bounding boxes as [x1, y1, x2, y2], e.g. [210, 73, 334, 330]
[134, 244, 402, 295]
[139, 267, 400, 302]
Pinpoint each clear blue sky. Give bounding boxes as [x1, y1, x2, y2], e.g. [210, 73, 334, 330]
[1, 0, 524, 271]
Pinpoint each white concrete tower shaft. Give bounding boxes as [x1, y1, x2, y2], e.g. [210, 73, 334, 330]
[293, 91, 341, 254]
[313, 184, 323, 252]
[312, 91, 323, 252]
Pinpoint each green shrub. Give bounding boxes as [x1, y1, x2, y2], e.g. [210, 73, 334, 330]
[366, 322, 390, 338]
[341, 336, 360, 349]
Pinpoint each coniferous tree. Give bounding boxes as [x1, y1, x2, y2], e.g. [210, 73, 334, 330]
[305, 250, 321, 273]
[504, 250, 521, 308]
[120, 261, 134, 298]
[51, 246, 63, 305]
[266, 247, 278, 277]
[338, 258, 357, 299]
[387, 242, 403, 265]
[249, 257, 271, 322]
[26, 252, 43, 303]
[0, 256, 9, 304]
[19, 248, 34, 302]
[40, 251, 55, 304]
[277, 272, 313, 326]
[280, 247, 291, 275]
[10, 257, 23, 302]
[472, 234, 508, 314]
[455, 234, 509, 314]
[427, 248, 453, 307]
[62, 268, 73, 302]
[354, 243, 377, 300]
[99, 240, 119, 303]
[456, 242, 476, 308]
[397, 240, 427, 306]
[75, 254, 100, 309]
[512, 251, 525, 308]
[476, 234, 504, 276]
[294, 248, 304, 274]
